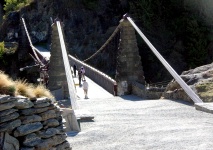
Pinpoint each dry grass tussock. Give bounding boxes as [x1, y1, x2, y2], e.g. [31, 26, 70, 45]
[34, 84, 54, 99]
[15, 79, 36, 98]
[0, 71, 54, 100]
[0, 71, 15, 95]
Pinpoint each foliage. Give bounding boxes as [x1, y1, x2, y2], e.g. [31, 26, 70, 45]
[82, 0, 98, 10]
[3, 0, 33, 15]
[0, 42, 5, 60]
[15, 79, 36, 98]
[196, 82, 213, 102]
[0, 71, 54, 99]
[0, 70, 15, 96]
[34, 84, 54, 99]
[129, 0, 155, 29]
[184, 16, 209, 68]
[129, 0, 211, 82]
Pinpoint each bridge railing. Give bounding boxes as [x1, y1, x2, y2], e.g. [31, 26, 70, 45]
[69, 55, 117, 95]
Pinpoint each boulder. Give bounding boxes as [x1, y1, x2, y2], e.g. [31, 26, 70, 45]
[37, 128, 60, 138]
[34, 102, 50, 108]
[43, 118, 59, 127]
[0, 112, 19, 123]
[20, 107, 49, 115]
[14, 122, 43, 137]
[23, 133, 42, 147]
[0, 101, 16, 111]
[0, 95, 13, 104]
[39, 110, 57, 121]
[0, 119, 21, 133]
[20, 147, 35, 150]
[55, 141, 71, 150]
[46, 134, 67, 146]
[3, 132, 19, 150]
[15, 99, 34, 109]
[0, 108, 18, 117]
[163, 63, 213, 102]
[33, 97, 51, 104]
[20, 115, 42, 124]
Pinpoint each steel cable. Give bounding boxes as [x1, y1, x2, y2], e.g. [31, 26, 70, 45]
[127, 17, 203, 103]
[83, 24, 121, 62]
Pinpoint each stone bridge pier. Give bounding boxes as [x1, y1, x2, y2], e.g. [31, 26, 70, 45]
[48, 22, 69, 100]
[115, 18, 145, 96]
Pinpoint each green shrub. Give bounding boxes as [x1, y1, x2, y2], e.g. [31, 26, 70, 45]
[82, 0, 98, 10]
[0, 42, 5, 59]
[4, 0, 33, 15]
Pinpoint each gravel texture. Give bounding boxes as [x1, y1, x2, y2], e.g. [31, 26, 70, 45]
[67, 77, 213, 150]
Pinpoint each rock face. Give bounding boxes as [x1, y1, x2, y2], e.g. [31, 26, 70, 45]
[0, 95, 72, 150]
[163, 63, 213, 102]
[0, 0, 129, 81]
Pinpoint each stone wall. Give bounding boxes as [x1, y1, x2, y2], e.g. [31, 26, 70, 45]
[132, 82, 164, 99]
[0, 95, 72, 150]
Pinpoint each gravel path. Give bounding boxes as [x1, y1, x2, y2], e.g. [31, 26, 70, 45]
[67, 77, 213, 150]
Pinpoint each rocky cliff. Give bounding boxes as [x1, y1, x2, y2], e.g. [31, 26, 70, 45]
[163, 62, 213, 102]
[0, 0, 128, 81]
[1, 0, 213, 85]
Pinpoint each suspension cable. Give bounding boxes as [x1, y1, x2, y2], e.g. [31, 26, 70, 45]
[21, 18, 44, 66]
[56, 21, 78, 109]
[83, 24, 121, 62]
[126, 16, 203, 103]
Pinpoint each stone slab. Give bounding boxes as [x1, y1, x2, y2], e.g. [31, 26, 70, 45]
[74, 109, 94, 121]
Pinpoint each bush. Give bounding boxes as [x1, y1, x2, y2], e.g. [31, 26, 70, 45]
[82, 0, 98, 10]
[0, 42, 4, 59]
[3, 0, 33, 15]
[0, 71, 15, 96]
[0, 71, 54, 99]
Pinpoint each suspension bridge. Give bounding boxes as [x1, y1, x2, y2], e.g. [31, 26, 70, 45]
[21, 15, 213, 150]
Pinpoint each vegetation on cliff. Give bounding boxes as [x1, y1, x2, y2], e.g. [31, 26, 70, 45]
[1, 0, 213, 84]
[3, 0, 32, 16]
[129, 0, 212, 82]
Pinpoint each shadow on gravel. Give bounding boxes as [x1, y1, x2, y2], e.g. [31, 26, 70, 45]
[120, 95, 146, 101]
[66, 131, 79, 137]
[80, 120, 95, 122]
[169, 99, 193, 106]
[120, 95, 194, 107]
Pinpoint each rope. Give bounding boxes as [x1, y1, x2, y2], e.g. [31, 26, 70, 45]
[127, 16, 203, 103]
[21, 18, 44, 66]
[83, 24, 121, 62]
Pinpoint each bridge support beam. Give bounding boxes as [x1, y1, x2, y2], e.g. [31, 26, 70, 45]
[115, 18, 145, 96]
[48, 23, 69, 99]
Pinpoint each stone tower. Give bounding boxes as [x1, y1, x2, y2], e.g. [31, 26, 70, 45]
[115, 17, 145, 96]
[48, 22, 68, 99]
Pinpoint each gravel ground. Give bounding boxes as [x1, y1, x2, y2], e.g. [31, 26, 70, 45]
[67, 78, 213, 150]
